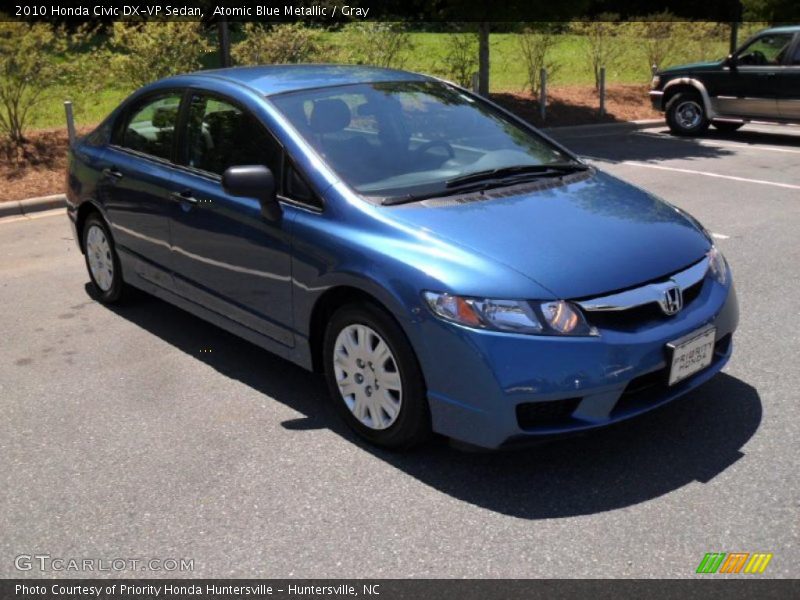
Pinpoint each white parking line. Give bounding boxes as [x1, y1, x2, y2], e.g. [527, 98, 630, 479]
[634, 131, 800, 154]
[621, 162, 800, 190]
[711, 233, 730, 240]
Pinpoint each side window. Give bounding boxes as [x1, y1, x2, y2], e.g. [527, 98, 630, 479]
[793, 41, 800, 65]
[737, 34, 794, 66]
[118, 94, 182, 160]
[185, 94, 281, 177]
[284, 161, 320, 209]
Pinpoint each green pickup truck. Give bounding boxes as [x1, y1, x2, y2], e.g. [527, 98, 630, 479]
[650, 25, 800, 135]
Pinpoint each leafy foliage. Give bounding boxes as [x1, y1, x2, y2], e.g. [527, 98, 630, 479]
[439, 32, 479, 87]
[518, 25, 561, 95]
[232, 23, 332, 65]
[0, 23, 91, 147]
[105, 22, 210, 89]
[338, 23, 415, 69]
[572, 16, 624, 90]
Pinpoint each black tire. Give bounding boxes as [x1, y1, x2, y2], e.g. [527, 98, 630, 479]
[666, 92, 710, 136]
[323, 302, 431, 450]
[712, 121, 744, 133]
[82, 213, 126, 304]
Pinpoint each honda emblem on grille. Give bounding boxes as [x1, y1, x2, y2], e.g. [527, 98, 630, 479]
[659, 282, 683, 316]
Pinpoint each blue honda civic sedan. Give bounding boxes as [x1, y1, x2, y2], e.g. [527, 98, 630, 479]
[66, 65, 738, 449]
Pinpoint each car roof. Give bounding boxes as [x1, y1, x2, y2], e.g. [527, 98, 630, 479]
[760, 25, 800, 35]
[191, 64, 433, 96]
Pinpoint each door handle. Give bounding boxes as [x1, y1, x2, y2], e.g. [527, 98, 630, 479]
[102, 167, 123, 180]
[170, 190, 199, 205]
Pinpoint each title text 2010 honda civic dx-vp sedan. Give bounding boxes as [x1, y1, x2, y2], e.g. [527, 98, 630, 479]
[66, 66, 738, 450]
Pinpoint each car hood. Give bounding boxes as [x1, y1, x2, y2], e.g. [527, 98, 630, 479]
[387, 171, 711, 299]
[660, 60, 723, 76]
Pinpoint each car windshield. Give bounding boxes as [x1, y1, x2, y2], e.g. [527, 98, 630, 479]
[270, 81, 576, 203]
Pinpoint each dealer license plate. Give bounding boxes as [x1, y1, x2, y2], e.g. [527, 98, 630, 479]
[667, 326, 716, 386]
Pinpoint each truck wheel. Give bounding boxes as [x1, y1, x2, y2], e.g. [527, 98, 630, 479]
[666, 92, 709, 136]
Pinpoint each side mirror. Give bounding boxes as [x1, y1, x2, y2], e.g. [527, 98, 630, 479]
[222, 165, 280, 221]
[725, 53, 738, 69]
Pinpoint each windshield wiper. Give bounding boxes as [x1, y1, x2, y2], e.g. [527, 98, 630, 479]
[379, 162, 591, 206]
[444, 162, 589, 189]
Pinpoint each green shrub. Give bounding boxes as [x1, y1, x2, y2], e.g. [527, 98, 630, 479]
[338, 23, 414, 69]
[106, 22, 210, 89]
[439, 32, 479, 87]
[0, 23, 91, 147]
[518, 25, 560, 95]
[232, 23, 331, 65]
[572, 16, 624, 90]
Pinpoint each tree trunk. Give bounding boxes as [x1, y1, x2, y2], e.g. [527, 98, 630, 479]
[478, 22, 490, 97]
[217, 19, 231, 68]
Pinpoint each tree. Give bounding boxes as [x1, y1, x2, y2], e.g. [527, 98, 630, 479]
[0, 23, 90, 148]
[572, 16, 624, 90]
[441, 31, 479, 87]
[338, 23, 415, 69]
[106, 22, 210, 89]
[628, 12, 680, 75]
[518, 25, 561, 95]
[232, 23, 330, 65]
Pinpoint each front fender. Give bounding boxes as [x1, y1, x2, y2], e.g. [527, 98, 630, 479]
[662, 77, 717, 119]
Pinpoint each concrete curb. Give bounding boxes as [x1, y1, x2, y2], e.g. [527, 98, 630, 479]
[543, 119, 664, 136]
[0, 194, 66, 219]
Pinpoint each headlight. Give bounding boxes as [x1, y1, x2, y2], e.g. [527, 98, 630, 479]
[650, 75, 661, 89]
[707, 245, 728, 285]
[422, 292, 597, 336]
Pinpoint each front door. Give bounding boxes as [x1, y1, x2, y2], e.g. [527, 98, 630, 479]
[99, 91, 183, 289]
[168, 92, 295, 347]
[778, 35, 800, 119]
[713, 32, 794, 118]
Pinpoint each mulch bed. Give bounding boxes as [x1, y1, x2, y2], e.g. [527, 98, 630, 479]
[492, 83, 660, 128]
[0, 126, 92, 202]
[0, 85, 660, 202]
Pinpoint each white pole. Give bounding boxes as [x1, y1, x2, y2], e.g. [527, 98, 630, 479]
[539, 68, 547, 122]
[64, 101, 76, 147]
[599, 67, 606, 118]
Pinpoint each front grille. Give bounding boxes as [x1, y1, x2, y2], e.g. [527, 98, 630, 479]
[584, 279, 704, 332]
[516, 398, 582, 430]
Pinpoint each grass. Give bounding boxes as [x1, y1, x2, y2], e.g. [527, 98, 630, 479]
[22, 29, 743, 131]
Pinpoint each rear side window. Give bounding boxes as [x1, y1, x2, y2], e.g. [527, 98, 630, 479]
[118, 93, 182, 160]
[184, 94, 281, 177]
[793, 41, 800, 65]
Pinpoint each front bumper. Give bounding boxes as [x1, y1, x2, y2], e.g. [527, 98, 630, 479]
[413, 277, 738, 449]
[649, 90, 665, 112]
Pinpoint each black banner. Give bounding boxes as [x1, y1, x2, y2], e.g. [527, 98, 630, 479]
[5, 0, 800, 23]
[3, 580, 800, 600]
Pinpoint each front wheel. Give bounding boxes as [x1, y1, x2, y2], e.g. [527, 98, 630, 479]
[666, 92, 709, 136]
[323, 303, 431, 450]
[82, 213, 125, 303]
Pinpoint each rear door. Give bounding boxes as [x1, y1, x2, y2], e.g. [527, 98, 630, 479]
[167, 91, 296, 347]
[778, 34, 800, 119]
[99, 91, 182, 289]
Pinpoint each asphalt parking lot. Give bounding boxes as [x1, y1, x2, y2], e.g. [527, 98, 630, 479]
[1, 122, 798, 578]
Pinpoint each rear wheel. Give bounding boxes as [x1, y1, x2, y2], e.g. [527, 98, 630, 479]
[712, 121, 744, 133]
[666, 92, 709, 136]
[82, 213, 125, 304]
[323, 302, 431, 449]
